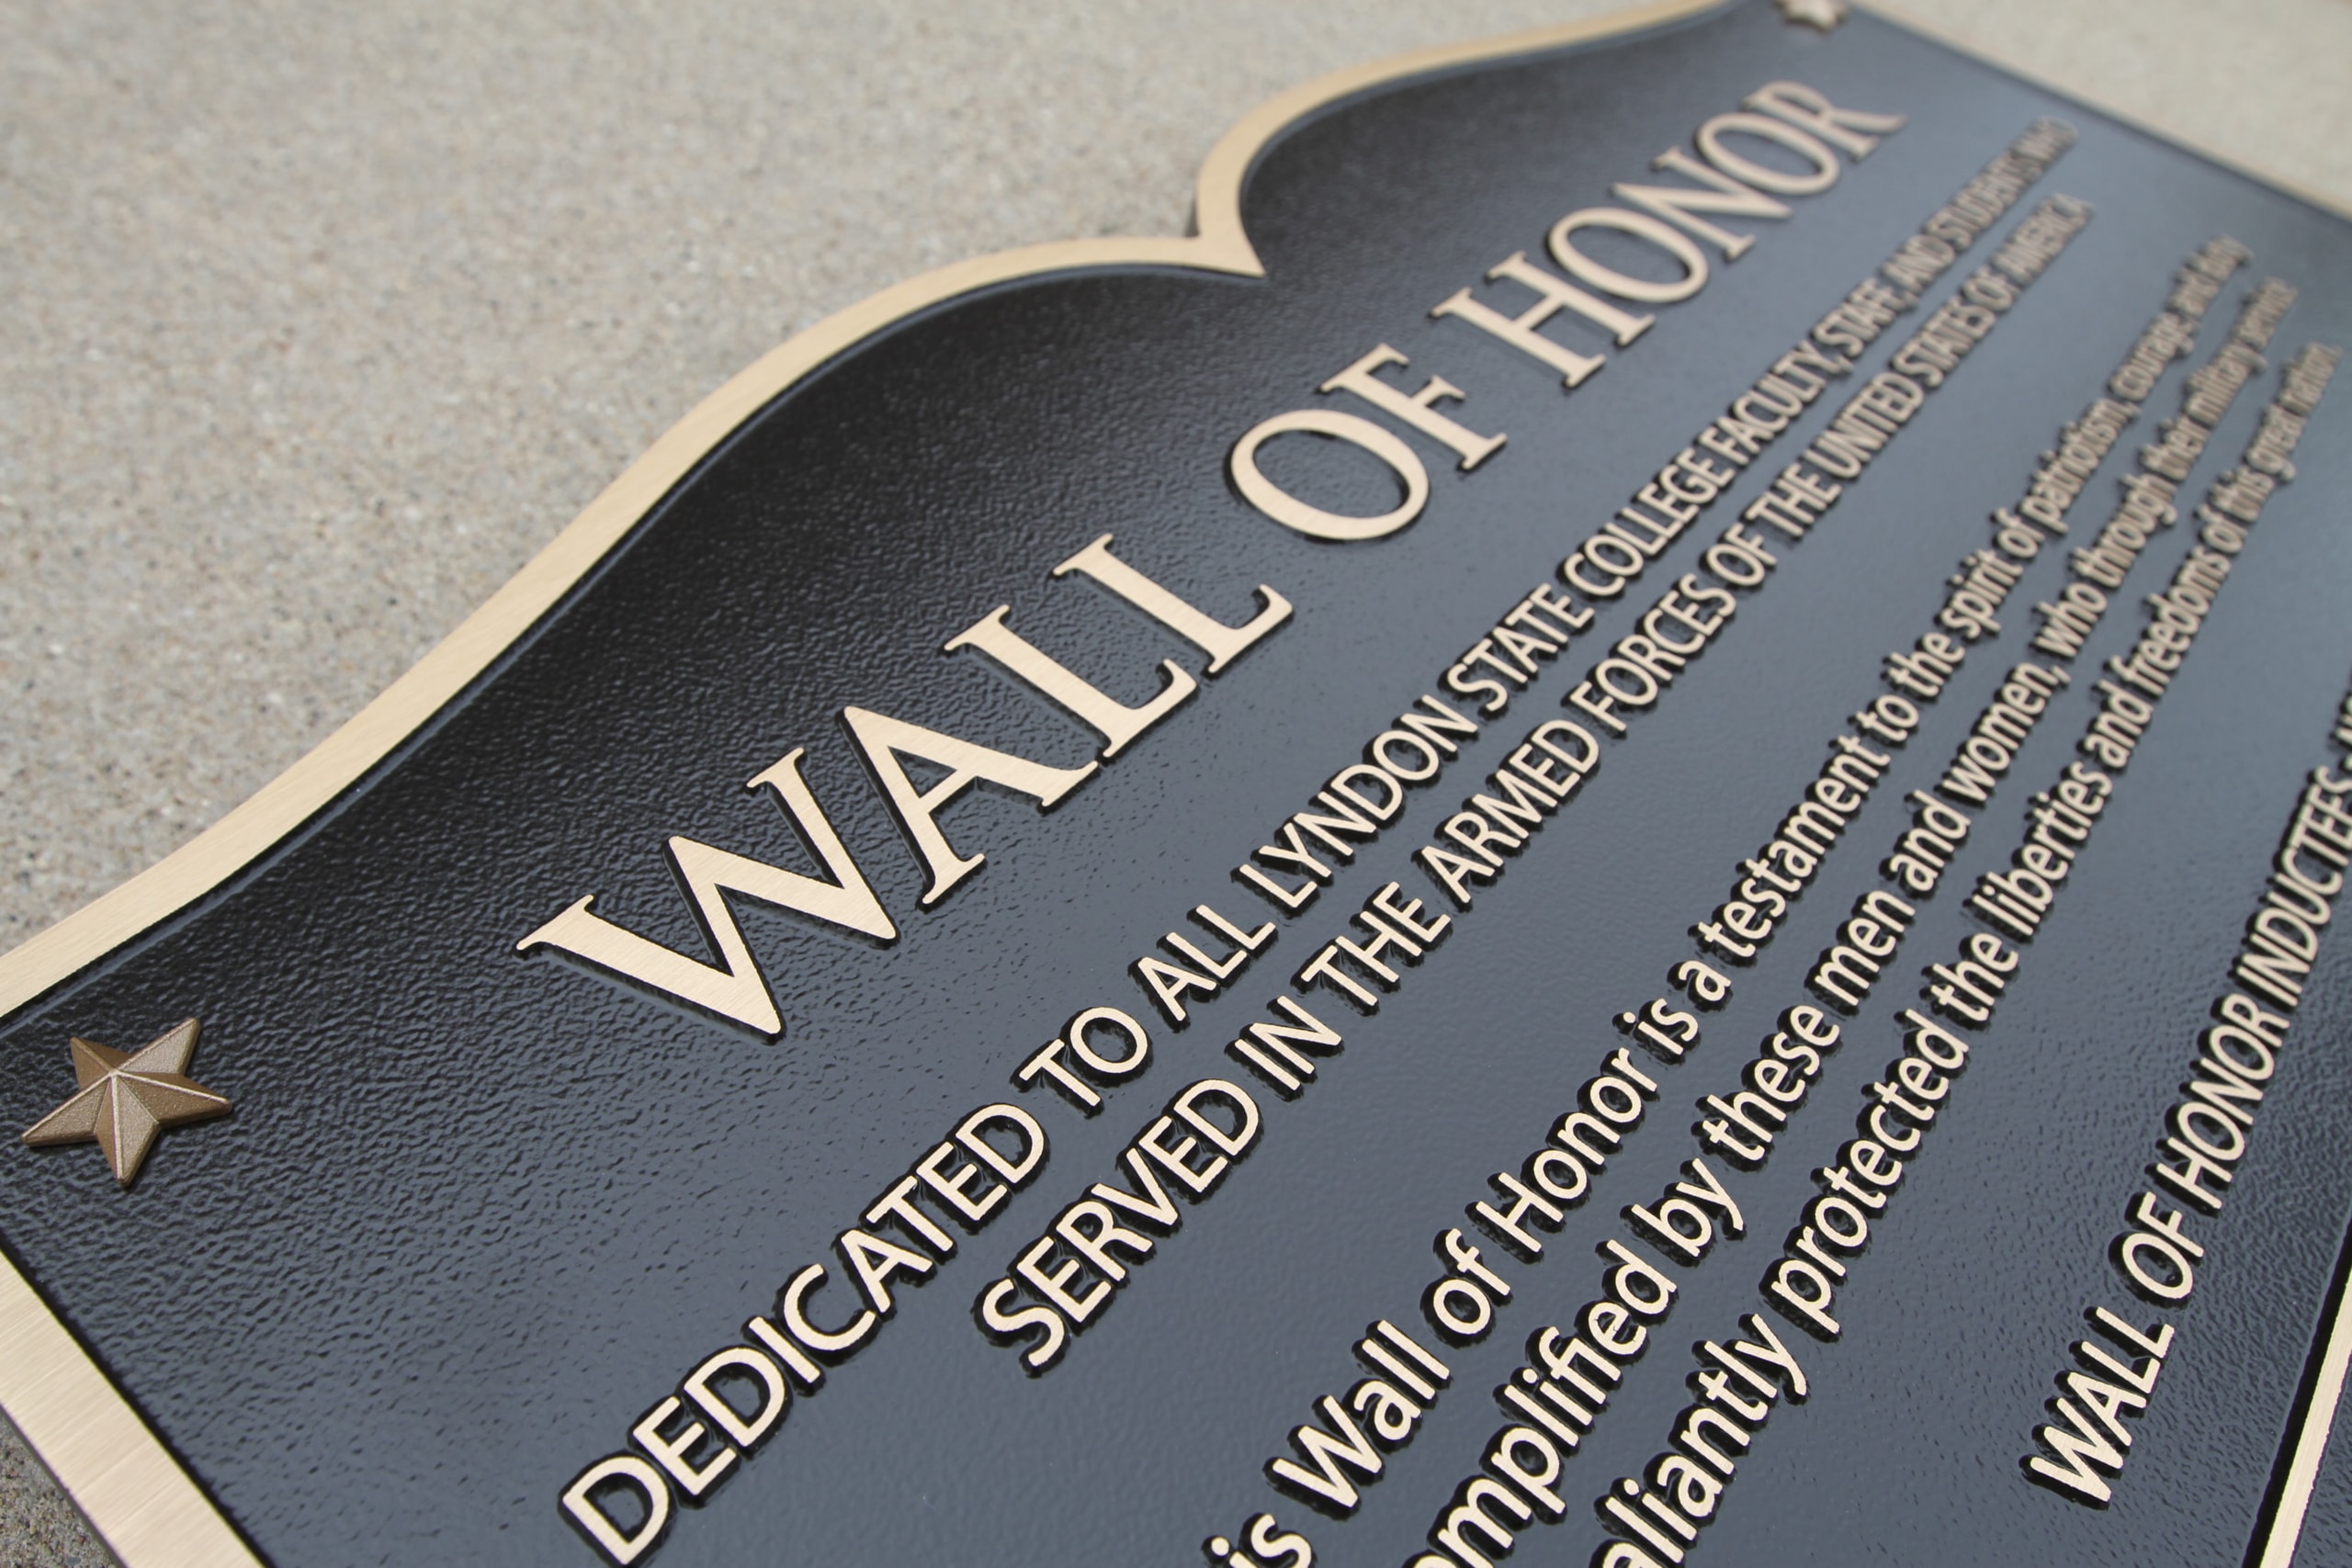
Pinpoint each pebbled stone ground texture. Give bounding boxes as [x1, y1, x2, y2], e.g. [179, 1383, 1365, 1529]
[2, 0, 2346, 1561]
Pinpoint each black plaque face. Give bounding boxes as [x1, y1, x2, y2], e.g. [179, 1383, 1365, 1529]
[6, 4, 2350, 1565]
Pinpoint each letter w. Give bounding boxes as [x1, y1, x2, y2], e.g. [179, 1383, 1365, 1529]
[517, 749, 894, 1036]
[1266, 1396, 1384, 1512]
[2023, 1400, 2121, 1506]
[1937, 750, 2000, 807]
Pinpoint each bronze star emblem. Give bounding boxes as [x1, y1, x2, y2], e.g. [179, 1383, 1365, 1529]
[1777, 0, 1849, 29]
[21, 1019, 231, 1186]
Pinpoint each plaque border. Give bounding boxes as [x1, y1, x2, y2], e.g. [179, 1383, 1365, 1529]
[2250, 1221, 2352, 1567]
[1, 3, 2344, 1561]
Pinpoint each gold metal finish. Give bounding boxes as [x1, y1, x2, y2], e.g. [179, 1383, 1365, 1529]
[0, 1258, 261, 1567]
[1777, 0, 1850, 29]
[20, 1019, 230, 1187]
[2255, 1267, 2352, 1568]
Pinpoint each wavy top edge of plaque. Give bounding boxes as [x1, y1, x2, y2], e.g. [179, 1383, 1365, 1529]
[3, 6, 1746, 1562]
[0, 0, 1745, 1035]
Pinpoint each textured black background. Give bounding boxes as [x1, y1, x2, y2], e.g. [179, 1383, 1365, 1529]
[4, 3, 2350, 1562]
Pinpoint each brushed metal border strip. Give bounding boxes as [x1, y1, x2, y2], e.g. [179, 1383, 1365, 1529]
[2249, 1219, 2352, 1567]
[0, 3, 1724, 1558]
[0, 1258, 259, 1565]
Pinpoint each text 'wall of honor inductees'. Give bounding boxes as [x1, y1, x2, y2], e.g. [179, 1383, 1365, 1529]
[527, 67, 2351, 1568]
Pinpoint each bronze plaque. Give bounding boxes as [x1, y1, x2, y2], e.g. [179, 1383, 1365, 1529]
[5, 3, 2350, 1564]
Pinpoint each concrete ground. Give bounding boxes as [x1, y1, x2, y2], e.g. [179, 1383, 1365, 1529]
[3, 1, 2346, 1562]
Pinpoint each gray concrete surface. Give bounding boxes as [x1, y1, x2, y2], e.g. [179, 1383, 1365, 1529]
[3, 1, 2346, 1561]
